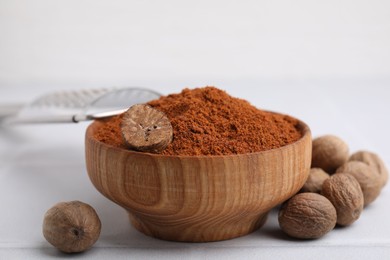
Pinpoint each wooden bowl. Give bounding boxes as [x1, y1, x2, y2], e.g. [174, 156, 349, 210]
[85, 118, 311, 242]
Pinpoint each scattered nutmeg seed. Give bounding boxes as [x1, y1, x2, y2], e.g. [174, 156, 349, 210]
[43, 201, 101, 253]
[336, 161, 382, 207]
[311, 135, 349, 173]
[349, 150, 389, 188]
[322, 174, 364, 226]
[281, 136, 387, 239]
[121, 104, 173, 153]
[278, 193, 337, 239]
[301, 168, 330, 193]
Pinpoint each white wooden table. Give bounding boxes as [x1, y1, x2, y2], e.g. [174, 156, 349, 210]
[1, 85, 389, 259]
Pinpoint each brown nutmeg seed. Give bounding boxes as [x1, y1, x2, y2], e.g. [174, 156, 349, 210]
[301, 168, 330, 193]
[42, 201, 101, 253]
[322, 173, 364, 226]
[121, 104, 173, 153]
[278, 193, 337, 239]
[311, 135, 349, 173]
[349, 150, 388, 188]
[336, 161, 382, 206]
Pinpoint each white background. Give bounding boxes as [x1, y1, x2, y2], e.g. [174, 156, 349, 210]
[1, 0, 390, 88]
[1, 1, 390, 259]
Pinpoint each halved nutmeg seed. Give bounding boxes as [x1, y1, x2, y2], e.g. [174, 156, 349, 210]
[121, 104, 173, 153]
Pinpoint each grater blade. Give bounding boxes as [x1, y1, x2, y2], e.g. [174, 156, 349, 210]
[29, 88, 113, 109]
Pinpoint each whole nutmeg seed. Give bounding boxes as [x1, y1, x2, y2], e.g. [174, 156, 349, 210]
[337, 161, 382, 206]
[278, 193, 337, 239]
[311, 135, 349, 174]
[43, 201, 101, 253]
[349, 150, 388, 188]
[301, 168, 330, 193]
[322, 174, 364, 226]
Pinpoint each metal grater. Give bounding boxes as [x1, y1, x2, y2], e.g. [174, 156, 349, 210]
[0, 87, 161, 124]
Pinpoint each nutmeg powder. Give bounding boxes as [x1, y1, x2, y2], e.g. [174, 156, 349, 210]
[93, 87, 302, 156]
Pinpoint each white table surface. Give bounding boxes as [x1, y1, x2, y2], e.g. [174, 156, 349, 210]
[0, 84, 389, 259]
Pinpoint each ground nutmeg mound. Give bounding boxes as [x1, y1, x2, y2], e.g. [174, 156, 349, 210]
[93, 86, 302, 156]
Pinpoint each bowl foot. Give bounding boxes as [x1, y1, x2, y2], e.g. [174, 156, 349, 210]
[128, 211, 268, 242]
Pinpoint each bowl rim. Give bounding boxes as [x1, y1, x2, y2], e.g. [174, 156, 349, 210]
[86, 112, 311, 159]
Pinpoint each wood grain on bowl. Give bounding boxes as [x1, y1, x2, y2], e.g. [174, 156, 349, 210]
[85, 119, 311, 242]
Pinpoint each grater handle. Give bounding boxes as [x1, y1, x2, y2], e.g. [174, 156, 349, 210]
[3, 114, 79, 124]
[2, 108, 129, 125]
